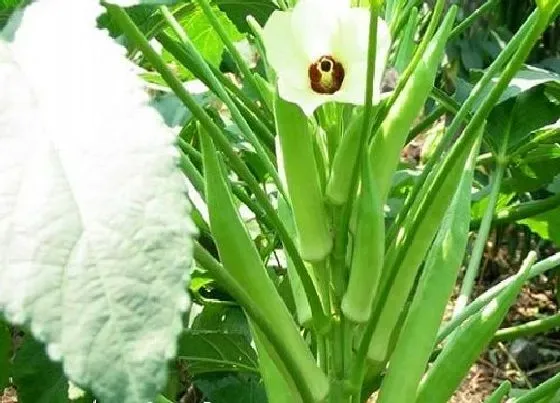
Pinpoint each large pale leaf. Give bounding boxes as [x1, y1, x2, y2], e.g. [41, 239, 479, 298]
[0, 1, 195, 402]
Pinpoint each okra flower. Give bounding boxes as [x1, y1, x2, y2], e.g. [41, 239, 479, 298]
[262, 0, 390, 115]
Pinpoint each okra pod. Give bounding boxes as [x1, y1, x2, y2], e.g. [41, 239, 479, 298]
[277, 197, 313, 327]
[416, 252, 537, 403]
[325, 112, 365, 205]
[368, 6, 457, 204]
[366, 8, 460, 363]
[201, 132, 329, 402]
[275, 95, 333, 262]
[249, 321, 303, 403]
[341, 155, 385, 323]
[367, 122, 482, 363]
[376, 138, 478, 403]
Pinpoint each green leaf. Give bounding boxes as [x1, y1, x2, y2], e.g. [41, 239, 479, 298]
[503, 159, 560, 193]
[485, 87, 559, 155]
[520, 206, 560, 244]
[0, 4, 195, 403]
[456, 65, 560, 109]
[177, 330, 259, 375]
[195, 373, 267, 403]
[106, 0, 180, 5]
[163, 4, 243, 80]
[192, 305, 252, 340]
[0, 321, 10, 390]
[215, 0, 278, 33]
[12, 336, 68, 403]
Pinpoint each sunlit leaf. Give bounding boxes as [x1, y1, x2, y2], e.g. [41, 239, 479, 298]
[162, 4, 243, 80]
[0, 1, 195, 402]
[520, 207, 560, 244]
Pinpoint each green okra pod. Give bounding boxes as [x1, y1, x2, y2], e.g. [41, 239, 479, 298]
[368, 6, 457, 204]
[249, 321, 303, 403]
[341, 154, 385, 323]
[416, 252, 538, 403]
[325, 112, 365, 205]
[366, 8, 460, 363]
[367, 125, 482, 364]
[277, 197, 313, 327]
[200, 131, 329, 402]
[376, 138, 479, 403]
[275, 95, 333, 262]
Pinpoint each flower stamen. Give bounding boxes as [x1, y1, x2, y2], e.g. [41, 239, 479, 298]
[308, 55, 344, 95]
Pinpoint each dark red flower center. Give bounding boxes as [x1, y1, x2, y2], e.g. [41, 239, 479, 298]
[308, 55, 345, 95]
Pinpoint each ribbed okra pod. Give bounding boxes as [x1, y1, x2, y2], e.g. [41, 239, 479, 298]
[275, 95, 332, 262]
[200, 131, 329, 402]
[416, 252, 537, 403]
[376, 138, 479, 403]
[325, 112, 365, 205]
[341, 154, 385, 323]
[365, 7, 459, 363]
[368, 6, 457, 205]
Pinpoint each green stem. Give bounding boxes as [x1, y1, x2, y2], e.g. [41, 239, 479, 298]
[246, 15, 274, 82]
[453, 161, 506, 316]
[406, 105, 446, 143]
[471, 192, 560, 230]
[193, 244, 317, 403]
[156, 32, 275, 138]
[484, 381, 511, 403]
[493, 312, 560, 342]
[107, 5, 329, 331]
[158, 6, 281, 193]
[158, 30, 274, 128]
[430, 87, 462, 115]
[437, 251, 560, 343]
[193, 0, 271, 113]
[424, 7, 552, 317]
[449, 0, 501, 41]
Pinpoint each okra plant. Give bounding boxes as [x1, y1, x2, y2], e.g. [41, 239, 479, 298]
[0, 0, 559, 402]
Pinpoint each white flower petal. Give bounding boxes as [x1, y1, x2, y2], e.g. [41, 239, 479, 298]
[277, 78, 331, 116]
[291, 0, 344, 61]
[332, 61, 367, 105]
[262, 10, 309, 89]
[334, 16, 391, 105]
[332, 7, 371, 64]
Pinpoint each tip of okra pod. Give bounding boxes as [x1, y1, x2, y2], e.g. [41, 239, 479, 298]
[325, 181, 349, 205]
[298, 234, 333, 263]
[341, 295, 373, 324]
